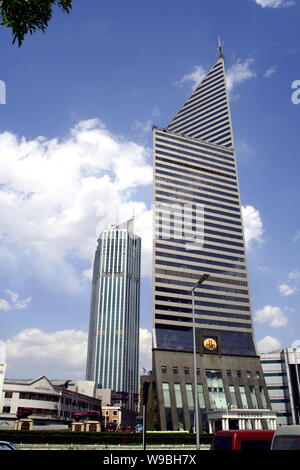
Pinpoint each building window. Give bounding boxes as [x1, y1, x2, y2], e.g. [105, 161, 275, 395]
[229, 385, 238, 407]
[184, 367, 189, 376]
[174, 383, 185, 431]
[185, 384, 195, 431]
[237, 370, 241, 378]
[256, 371, 260, 379]
[162, 383, 173, 431]
[239, 386, 249, 408]
[206, 370, 227, 409]
[4, 391, 13, 399]
[113, 410, 118, 416]
[173, 367, 178, 375]
[261, 360, 284, 364]
[197, 384, 206, 409]
[196, 368, 200, 376]
[264, 372, 287, 377]
[270, 399, 290, 404]
[246, 371, 251, 379]
[226, 370, 232, 377]
[259, 386, 268, 408]
[161, 366, 167, 374]
[2, 406, 10, 413]
[249, 385, 258, 408]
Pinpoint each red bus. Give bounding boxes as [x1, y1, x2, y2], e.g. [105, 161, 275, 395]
[211, 430, 275, 450]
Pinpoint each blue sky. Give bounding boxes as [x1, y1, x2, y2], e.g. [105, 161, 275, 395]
[0, 0, 299, 379]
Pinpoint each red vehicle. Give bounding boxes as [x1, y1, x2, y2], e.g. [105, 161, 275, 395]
[211, 430, 275, 451]
[16, 407, 34, 419]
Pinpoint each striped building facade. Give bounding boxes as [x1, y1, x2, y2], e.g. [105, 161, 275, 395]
[86, 220, 141, 410]
[261, 349, 300, 426]
[150, 45, 272, 431]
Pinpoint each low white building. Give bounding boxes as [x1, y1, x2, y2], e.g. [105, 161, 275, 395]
[261, 348, 300, 426]
[0, 376, 102, 426]
[207, 408, 277, 433]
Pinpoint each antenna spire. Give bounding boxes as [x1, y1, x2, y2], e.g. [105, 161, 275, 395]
[218, 37, 224, 59]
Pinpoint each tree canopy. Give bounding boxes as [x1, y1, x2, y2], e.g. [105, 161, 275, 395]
[0, 0, 73, 47]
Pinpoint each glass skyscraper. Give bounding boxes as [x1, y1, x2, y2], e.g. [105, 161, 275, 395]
[86, 219, 141, 410]
[150, 43, 272, 431]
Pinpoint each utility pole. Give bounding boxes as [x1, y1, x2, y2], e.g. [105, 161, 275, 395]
[142, 382, 150, 451]
[191, 273, 210, 450]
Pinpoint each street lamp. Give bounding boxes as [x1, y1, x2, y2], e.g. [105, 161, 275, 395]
[191, 273, 209, 451]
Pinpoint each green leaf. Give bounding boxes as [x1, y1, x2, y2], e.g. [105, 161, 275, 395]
[0, 0, 73, 47]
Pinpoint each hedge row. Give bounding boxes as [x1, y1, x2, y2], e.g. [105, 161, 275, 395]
[0, 430, 214, 445]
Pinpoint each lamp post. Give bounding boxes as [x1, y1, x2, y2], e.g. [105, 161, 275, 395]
[191, 273, 209, 451]
[226, 402, 230, 431]
[142, 382, 150, 451]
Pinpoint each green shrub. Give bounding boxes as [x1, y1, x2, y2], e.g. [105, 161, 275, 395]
[0, 430, 214, 445]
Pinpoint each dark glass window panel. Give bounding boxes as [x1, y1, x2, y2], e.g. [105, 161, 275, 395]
[155, 326, 256, 356]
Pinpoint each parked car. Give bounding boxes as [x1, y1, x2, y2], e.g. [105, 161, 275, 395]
[271, 425, 300, 450]
[210, 430, 275, 450]
[0, 441, 18, 451]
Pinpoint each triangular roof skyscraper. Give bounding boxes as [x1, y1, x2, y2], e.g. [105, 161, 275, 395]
[150, 38, 274, 433]
[166, 38, 234, 149]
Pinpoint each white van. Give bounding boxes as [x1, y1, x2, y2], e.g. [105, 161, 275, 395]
[271, 425, 300, 450]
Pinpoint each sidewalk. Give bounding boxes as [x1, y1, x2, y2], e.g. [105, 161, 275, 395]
[16, 443, 211, 451]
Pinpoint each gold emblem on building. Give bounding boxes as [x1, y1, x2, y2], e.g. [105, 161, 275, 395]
[203, 338, 217, 351]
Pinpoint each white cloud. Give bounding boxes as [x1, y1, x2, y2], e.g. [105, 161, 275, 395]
[254, 0, 294, 8]
[288, 270, 300, 282]
[5, 328, 88, 378]
[0, 341, 6, 362]
[134, 209, 153, 278]
[258, 266, 272, 274]
[133, 105, 161, 135]
[0, 120, 152, 292]
[4, 327, 152, 379]
[0, 299, 10, 312]
[81, 267, 93, 282]
[277, 270, 300, 297]
[242, 205, 264, 249]
[139, 328, 152, 374]
[0, 289, 31, 312]
[4, 290, 19, 304]
[226, 59, 256, 92]
[4, 289, 31, 310]
[134, 119, 153, 133]
[178, 65, 207, 91]
[178, 59, 256, 94]
[254, 305, 288, 328]
[152, 105, 161, 118]
[278, 283, 297, 296]
[236, 140, 255, 161]
[257, 335, 282, 354]
[293, 230, 300, 242]
[263, 65, 277, 78]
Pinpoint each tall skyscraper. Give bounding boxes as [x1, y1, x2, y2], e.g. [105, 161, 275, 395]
[150, 42, 271, 430]
[86, 219, 141, 410]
